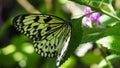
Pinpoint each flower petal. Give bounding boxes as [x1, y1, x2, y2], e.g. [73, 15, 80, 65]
[82, 17, 92, 27]
[91, 12, 100, 25]
[84, 6, 92, 14]
[82, 6, 101, 27]
[84, 6, 92, 17]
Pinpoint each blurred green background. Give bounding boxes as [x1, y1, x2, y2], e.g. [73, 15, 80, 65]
[1, 0, 120, 68]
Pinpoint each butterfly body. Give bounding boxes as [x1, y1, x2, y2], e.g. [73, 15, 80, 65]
[13, 14, 71, 57]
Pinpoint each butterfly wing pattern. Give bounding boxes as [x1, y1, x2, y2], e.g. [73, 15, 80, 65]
[13, 14, 71, 57]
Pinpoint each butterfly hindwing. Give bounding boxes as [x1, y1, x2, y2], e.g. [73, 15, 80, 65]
[13, 14, 71, 57]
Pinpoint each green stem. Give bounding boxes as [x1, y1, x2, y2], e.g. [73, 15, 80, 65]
[100, 9, 120, 21]
[99, 0, 104, 8]
[96, 43, 113, 68]
[79, 0, 120, 22]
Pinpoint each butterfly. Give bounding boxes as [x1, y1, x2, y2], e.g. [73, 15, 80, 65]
[13, 14, 71, 58]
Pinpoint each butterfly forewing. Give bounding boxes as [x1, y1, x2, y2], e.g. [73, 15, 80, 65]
[13, 14, 71, 57]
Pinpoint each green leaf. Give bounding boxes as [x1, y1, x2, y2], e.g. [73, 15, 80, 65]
[81, 27, 105, 43]
[80, 51, 102, 65]
[47, 58, 57, 68]
[104, 23, 120, 36]
[59, 56, 76, 68]
[99, 54, 120, 68]
[97, 23, 120, 54]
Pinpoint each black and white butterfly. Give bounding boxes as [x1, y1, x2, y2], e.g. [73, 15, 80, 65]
[13, 14, 71, 61]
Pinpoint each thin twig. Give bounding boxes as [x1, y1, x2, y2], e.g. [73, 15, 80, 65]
[16, 0, 40, 14]
[96, 43, 113, 68]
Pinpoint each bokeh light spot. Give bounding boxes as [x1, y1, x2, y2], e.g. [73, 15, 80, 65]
[2, 44, 16, 55]
[22, 43, 34, 54]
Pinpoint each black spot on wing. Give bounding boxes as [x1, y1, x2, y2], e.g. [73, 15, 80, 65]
[33, 25, 38, 29]
[52, 51, 57, 56]
[20, 22, 25, 26]
[26, 31, 30, 34]
[38, 29, 42, 33]
[32, 35, 36, 38]
[34, 16, 39, 22]
[41, 43, 43, 46]
[20, 14, 29, 23]
[13, 14, 29, 27]
[54, 44, 56, 49]
[27, 24, 32, 29]
[39, 48, 44, 53]
[33, 29, 37, 33]
[46, 51, 57, 57]
[32, 32, 42, 41]
[45, 38, 48, 41]
[52, 34, 54, 36]
[37, 32, 42, 39]
[44, 16, 52, 23]
[34, 29, 42, 40]
[49, 43, 51, 46]
[46, 52, 50, 55]
[45, 46, 48, 49]
[38, 29, 42, 36]
[51, 46, 53, 49]
[13, 16, 19, 26]
[34, 43, 58, 57]
[46, 26, 51, 31]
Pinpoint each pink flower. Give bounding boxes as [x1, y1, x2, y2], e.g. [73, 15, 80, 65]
[82, 6, 100, 27]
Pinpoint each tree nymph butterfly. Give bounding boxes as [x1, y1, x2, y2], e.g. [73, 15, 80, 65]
[13, 14, 71, 62]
